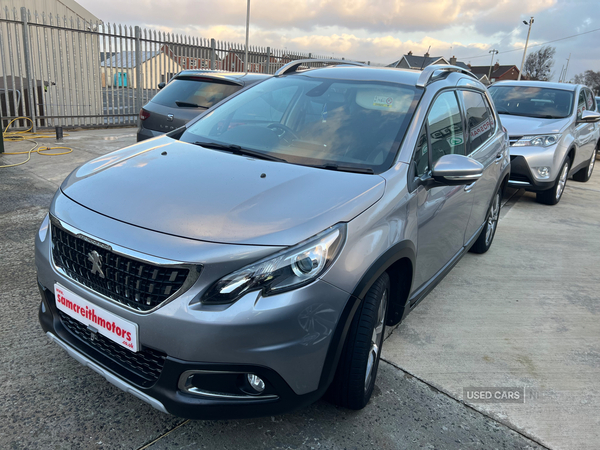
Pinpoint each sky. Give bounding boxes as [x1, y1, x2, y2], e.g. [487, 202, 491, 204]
[78, 0, 599, 81]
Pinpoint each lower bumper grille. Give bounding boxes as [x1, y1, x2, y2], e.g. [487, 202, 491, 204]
[58, 310, 166, 387]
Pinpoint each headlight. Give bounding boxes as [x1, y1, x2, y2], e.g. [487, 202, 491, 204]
[38, 214, 50, 242]
[512, 134, 561, 147]
[200, 224, 346, 304]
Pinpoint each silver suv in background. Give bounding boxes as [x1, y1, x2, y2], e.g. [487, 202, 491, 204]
[36, 63, 509, 419]
[137, 70, 270, 141]
[488, 81, 600, 204]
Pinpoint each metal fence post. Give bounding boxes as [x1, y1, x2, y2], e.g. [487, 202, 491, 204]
[134, 26, 142, 125]
[264, 47, 270, 74]
[20, 7, 36, 132]
[210, 38, 216, 70]
[0, 108, 4, 154]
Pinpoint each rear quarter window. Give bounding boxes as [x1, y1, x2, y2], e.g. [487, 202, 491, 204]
[460, 90, 494, 153]
[151, 78, 240, 108]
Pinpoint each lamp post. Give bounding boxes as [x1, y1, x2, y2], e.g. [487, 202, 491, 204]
[518, 17, 534, 80]
[488, 49, 498, 81]
[244, 0, 250, 74]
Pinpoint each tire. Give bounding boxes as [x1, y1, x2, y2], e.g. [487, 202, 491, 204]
[328, 272, 390, 410]
[573, 151, 595, 182]
[470, 189, 501, 254]
[536, 158, 570, 205]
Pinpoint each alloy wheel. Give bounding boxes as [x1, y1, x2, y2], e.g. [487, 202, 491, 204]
[556, 163, 569, 201]
[485, 193, 501, 246]
[365, 290, 387, 392]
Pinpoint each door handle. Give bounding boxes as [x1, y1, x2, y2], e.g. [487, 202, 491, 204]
[464, 181, 476, 192]
[495, 152, 503, 163]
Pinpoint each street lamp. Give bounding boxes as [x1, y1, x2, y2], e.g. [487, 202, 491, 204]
[244, 0, 250, 73]
[488, 49, 498, 81]
[518, 17, 534, 81]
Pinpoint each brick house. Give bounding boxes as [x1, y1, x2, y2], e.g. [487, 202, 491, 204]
[467, 63, 521, 83]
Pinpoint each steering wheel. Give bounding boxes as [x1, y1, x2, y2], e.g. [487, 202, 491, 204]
[267, 123, 300, 143]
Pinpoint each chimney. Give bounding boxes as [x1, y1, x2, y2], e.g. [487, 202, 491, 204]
[408, 50, 413, 56]
[494, 62, 500, 70]
[450, 55, 457, 65]
[467, 63, 472, 69]
[424, 52, 430, 58]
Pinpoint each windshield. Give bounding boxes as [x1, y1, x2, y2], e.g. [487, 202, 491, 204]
[180, 75, 421, 173]
[151, 78, 241, 109]
[487, 86, 574, 119]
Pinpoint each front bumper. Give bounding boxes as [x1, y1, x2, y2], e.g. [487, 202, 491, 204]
[40, 285, 328, 419]
[35, 203, 354, 419]
[508, 155, 555, 191]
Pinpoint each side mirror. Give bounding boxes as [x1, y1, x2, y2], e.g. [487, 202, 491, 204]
[158, 82, 166, 90]
[431, 154, 483, 186]
[578, 110, 600, 123]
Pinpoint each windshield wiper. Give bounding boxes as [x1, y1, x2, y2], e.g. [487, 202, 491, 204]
[193, 141, 287, 162]
[311, 163, 374, 174]
[176, 100, 208, 108]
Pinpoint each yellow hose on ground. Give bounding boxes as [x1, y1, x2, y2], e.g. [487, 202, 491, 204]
[1, 117, 73, 168]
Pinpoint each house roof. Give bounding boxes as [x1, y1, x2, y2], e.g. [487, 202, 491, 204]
[388, 54, 448, 69]
[100, 51, 160, 68]
[468, 64, 519, 79]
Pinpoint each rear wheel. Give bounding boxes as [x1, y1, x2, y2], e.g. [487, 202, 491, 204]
[537, 159, 570, 205]
[573, 151, 595, 182]
[328, 272, 389, 410]
[470, 189, 501, 254]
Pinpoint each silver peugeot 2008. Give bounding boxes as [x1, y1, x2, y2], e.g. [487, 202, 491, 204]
[36, 61, 509, 419]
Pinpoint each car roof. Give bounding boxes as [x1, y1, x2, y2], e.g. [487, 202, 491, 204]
[175, 70, 270, 85]
[279, 64, 487, 91]
[280, 65, 422, 86]
[490, 80, 579, 92]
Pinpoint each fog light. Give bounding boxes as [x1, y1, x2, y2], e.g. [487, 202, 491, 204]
[536, 167, 550, 178]
[246, 374, 265, 393]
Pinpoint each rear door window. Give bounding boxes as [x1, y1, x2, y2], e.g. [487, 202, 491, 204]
[460, 90, 494, 153]
[151, 78, 241, 108]
[577, 90, 587, 120]
[427, 91, 466, 166]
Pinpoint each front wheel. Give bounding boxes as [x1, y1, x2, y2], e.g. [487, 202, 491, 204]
[537, 159, 570, 205]
[470, 189, 501, 254]
[573, 151, 595, 182]
[328, 272, 389, 410]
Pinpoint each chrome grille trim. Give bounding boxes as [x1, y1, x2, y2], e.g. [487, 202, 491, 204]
[50, 215, 201, 314]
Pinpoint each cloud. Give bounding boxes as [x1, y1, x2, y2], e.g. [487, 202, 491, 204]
[81, 0, 558, 35]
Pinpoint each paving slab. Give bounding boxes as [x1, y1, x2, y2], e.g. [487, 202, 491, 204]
[383, 173, 600, 449]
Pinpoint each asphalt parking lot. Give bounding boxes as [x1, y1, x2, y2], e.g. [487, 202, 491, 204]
[1, 128, 598, 449]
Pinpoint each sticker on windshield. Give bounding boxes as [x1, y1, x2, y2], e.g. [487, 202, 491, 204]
[373, 96, 393, 108]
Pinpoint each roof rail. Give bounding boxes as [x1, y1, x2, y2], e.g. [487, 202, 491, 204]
[416, 64, 479, 88]
[275, 59, 366, 76]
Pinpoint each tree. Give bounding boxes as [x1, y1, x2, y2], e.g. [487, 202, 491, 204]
[572, 70, 600, 95]
[523, 46, 556, 81]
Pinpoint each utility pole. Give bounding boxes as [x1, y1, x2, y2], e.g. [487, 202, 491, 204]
[488, 49, 498, 81]
[558, 65, 565, 83]
[244, 0, 250, 74]
[562, 53, 571, 83]
[518, 17, 534, 81]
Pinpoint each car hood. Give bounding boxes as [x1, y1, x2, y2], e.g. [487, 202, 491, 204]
[60, 137, 385, 246]
[499, 114, 571, 136]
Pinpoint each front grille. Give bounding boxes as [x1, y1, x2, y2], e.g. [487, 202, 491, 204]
[51, 224, 190, 312]
[59, 310, 166, 387]
[509, 136, 523, 146]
